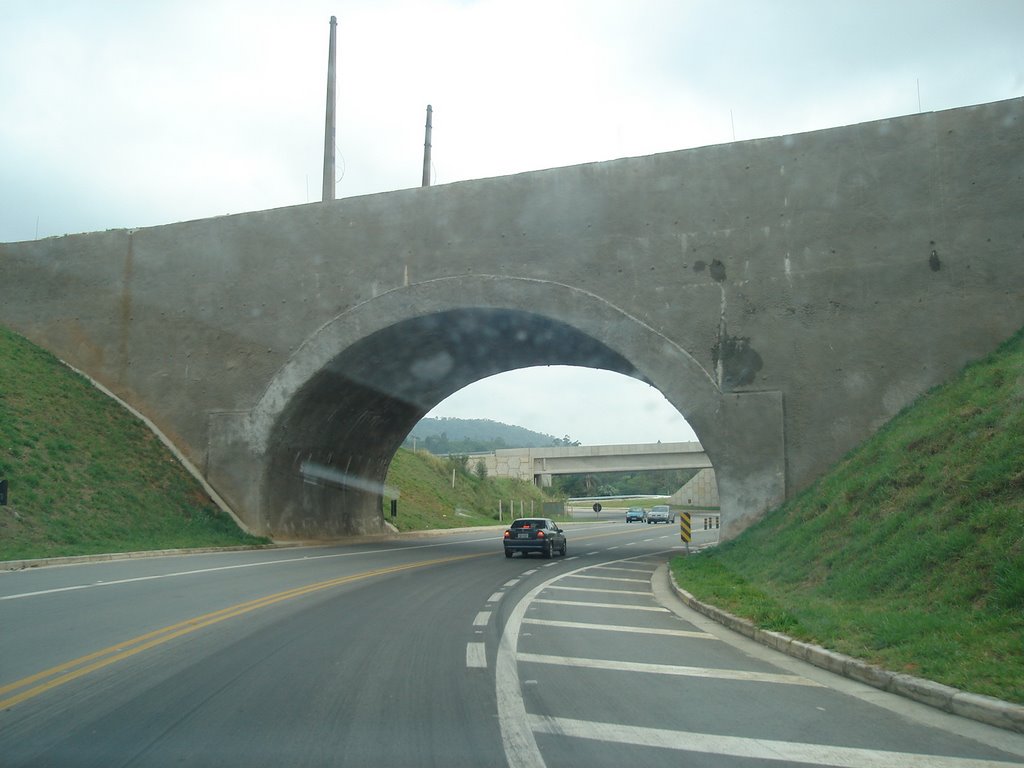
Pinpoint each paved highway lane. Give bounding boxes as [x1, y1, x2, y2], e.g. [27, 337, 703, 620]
[2, 523, 1024, 767]
[0, 535, 504, 692]
[0, 524, 614, 766]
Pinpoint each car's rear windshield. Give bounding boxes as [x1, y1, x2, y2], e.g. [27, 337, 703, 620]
[510, 519, 545, 529]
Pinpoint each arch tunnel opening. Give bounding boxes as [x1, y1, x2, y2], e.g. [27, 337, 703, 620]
[261, 307, 711, 540]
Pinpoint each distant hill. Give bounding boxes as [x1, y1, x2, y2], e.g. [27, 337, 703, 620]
[404, 417, 574, 454]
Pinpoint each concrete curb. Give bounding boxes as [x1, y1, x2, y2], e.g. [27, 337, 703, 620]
[667, 571, 1024, 734]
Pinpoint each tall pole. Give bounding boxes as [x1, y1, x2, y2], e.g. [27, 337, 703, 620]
[421, 104, 433, 187]
[322, 16, 338, 202]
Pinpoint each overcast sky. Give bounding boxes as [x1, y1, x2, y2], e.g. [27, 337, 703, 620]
[2, 1, 1022, 444]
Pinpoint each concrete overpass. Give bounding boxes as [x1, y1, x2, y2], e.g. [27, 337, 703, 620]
[2, 97, 1022, 541]
[483, 442, 712, 486]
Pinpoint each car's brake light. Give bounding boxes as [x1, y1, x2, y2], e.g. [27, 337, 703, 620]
[503, 531, 511, 539]
[537, 530, 545, 538]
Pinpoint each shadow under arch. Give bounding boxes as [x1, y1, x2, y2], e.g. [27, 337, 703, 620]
[209, 276, 784, 540]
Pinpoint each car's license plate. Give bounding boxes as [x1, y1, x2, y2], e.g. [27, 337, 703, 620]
[518, 533, 530, 539]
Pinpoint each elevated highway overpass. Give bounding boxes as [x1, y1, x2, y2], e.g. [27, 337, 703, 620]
[483, 442, 712, 486]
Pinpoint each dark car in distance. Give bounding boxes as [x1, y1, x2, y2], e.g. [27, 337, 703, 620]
[625, 507, 646, 523]
[503, 517, 567, 558]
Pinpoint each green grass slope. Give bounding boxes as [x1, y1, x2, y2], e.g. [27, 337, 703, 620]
[0, 326, 267, 561]
[384, 450, 551, 531]
[672, 327, 1024, 703]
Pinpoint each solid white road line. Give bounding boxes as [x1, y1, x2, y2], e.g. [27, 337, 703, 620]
[522, 618, 716, 639]
[517, 653, 823, 686]
[529, 715, 1022, 768]
[532, 598, 667, 612]
[564, 574, 647, 583]
[541, 585, 649, 596]
[589, 565, 653, 574]
[497, 588, 547, 768]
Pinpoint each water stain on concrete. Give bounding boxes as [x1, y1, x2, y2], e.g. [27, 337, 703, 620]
[713, 334, 764, 389]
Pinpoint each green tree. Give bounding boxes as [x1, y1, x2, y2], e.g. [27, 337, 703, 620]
[425, 432, 449, 454]
[445, 454, 469, 474]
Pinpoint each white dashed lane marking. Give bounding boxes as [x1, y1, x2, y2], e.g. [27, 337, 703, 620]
[465, 642, 487, 669]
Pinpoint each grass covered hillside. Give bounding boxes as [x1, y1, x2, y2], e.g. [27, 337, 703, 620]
[0, 326, 267, 562]
[383, 449, 551, 531]
[672, 327, 1024, 703]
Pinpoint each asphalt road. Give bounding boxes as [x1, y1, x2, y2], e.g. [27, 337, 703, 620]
[2, 522, 1023, 767]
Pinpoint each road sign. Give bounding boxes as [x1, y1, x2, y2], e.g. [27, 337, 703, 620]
[679, 511, 691, 544]
[592, 502, 602, 513]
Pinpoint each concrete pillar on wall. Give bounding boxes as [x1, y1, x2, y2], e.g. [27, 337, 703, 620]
[322, 16, 338, 202]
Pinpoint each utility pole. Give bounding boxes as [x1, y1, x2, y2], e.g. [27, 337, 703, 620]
[322, 15, 338, 202]
[421, 104, 433, 187]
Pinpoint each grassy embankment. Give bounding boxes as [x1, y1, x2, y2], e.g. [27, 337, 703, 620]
[0, 325, 550, 561]
[382, 451, 551, 531]
[0, 325, 268, 561]
[672, 327, 1024, 704]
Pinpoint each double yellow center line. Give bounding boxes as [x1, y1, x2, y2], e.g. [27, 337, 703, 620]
[0, 552, 484, 710]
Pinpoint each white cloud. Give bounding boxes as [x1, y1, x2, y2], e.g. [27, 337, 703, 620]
[2, 0, 1022, 441]
[427, 366, 698, 445]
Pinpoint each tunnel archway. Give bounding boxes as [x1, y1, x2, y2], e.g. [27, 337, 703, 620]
[232, 276, 783, 540]
[263, 308, 642, 537]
